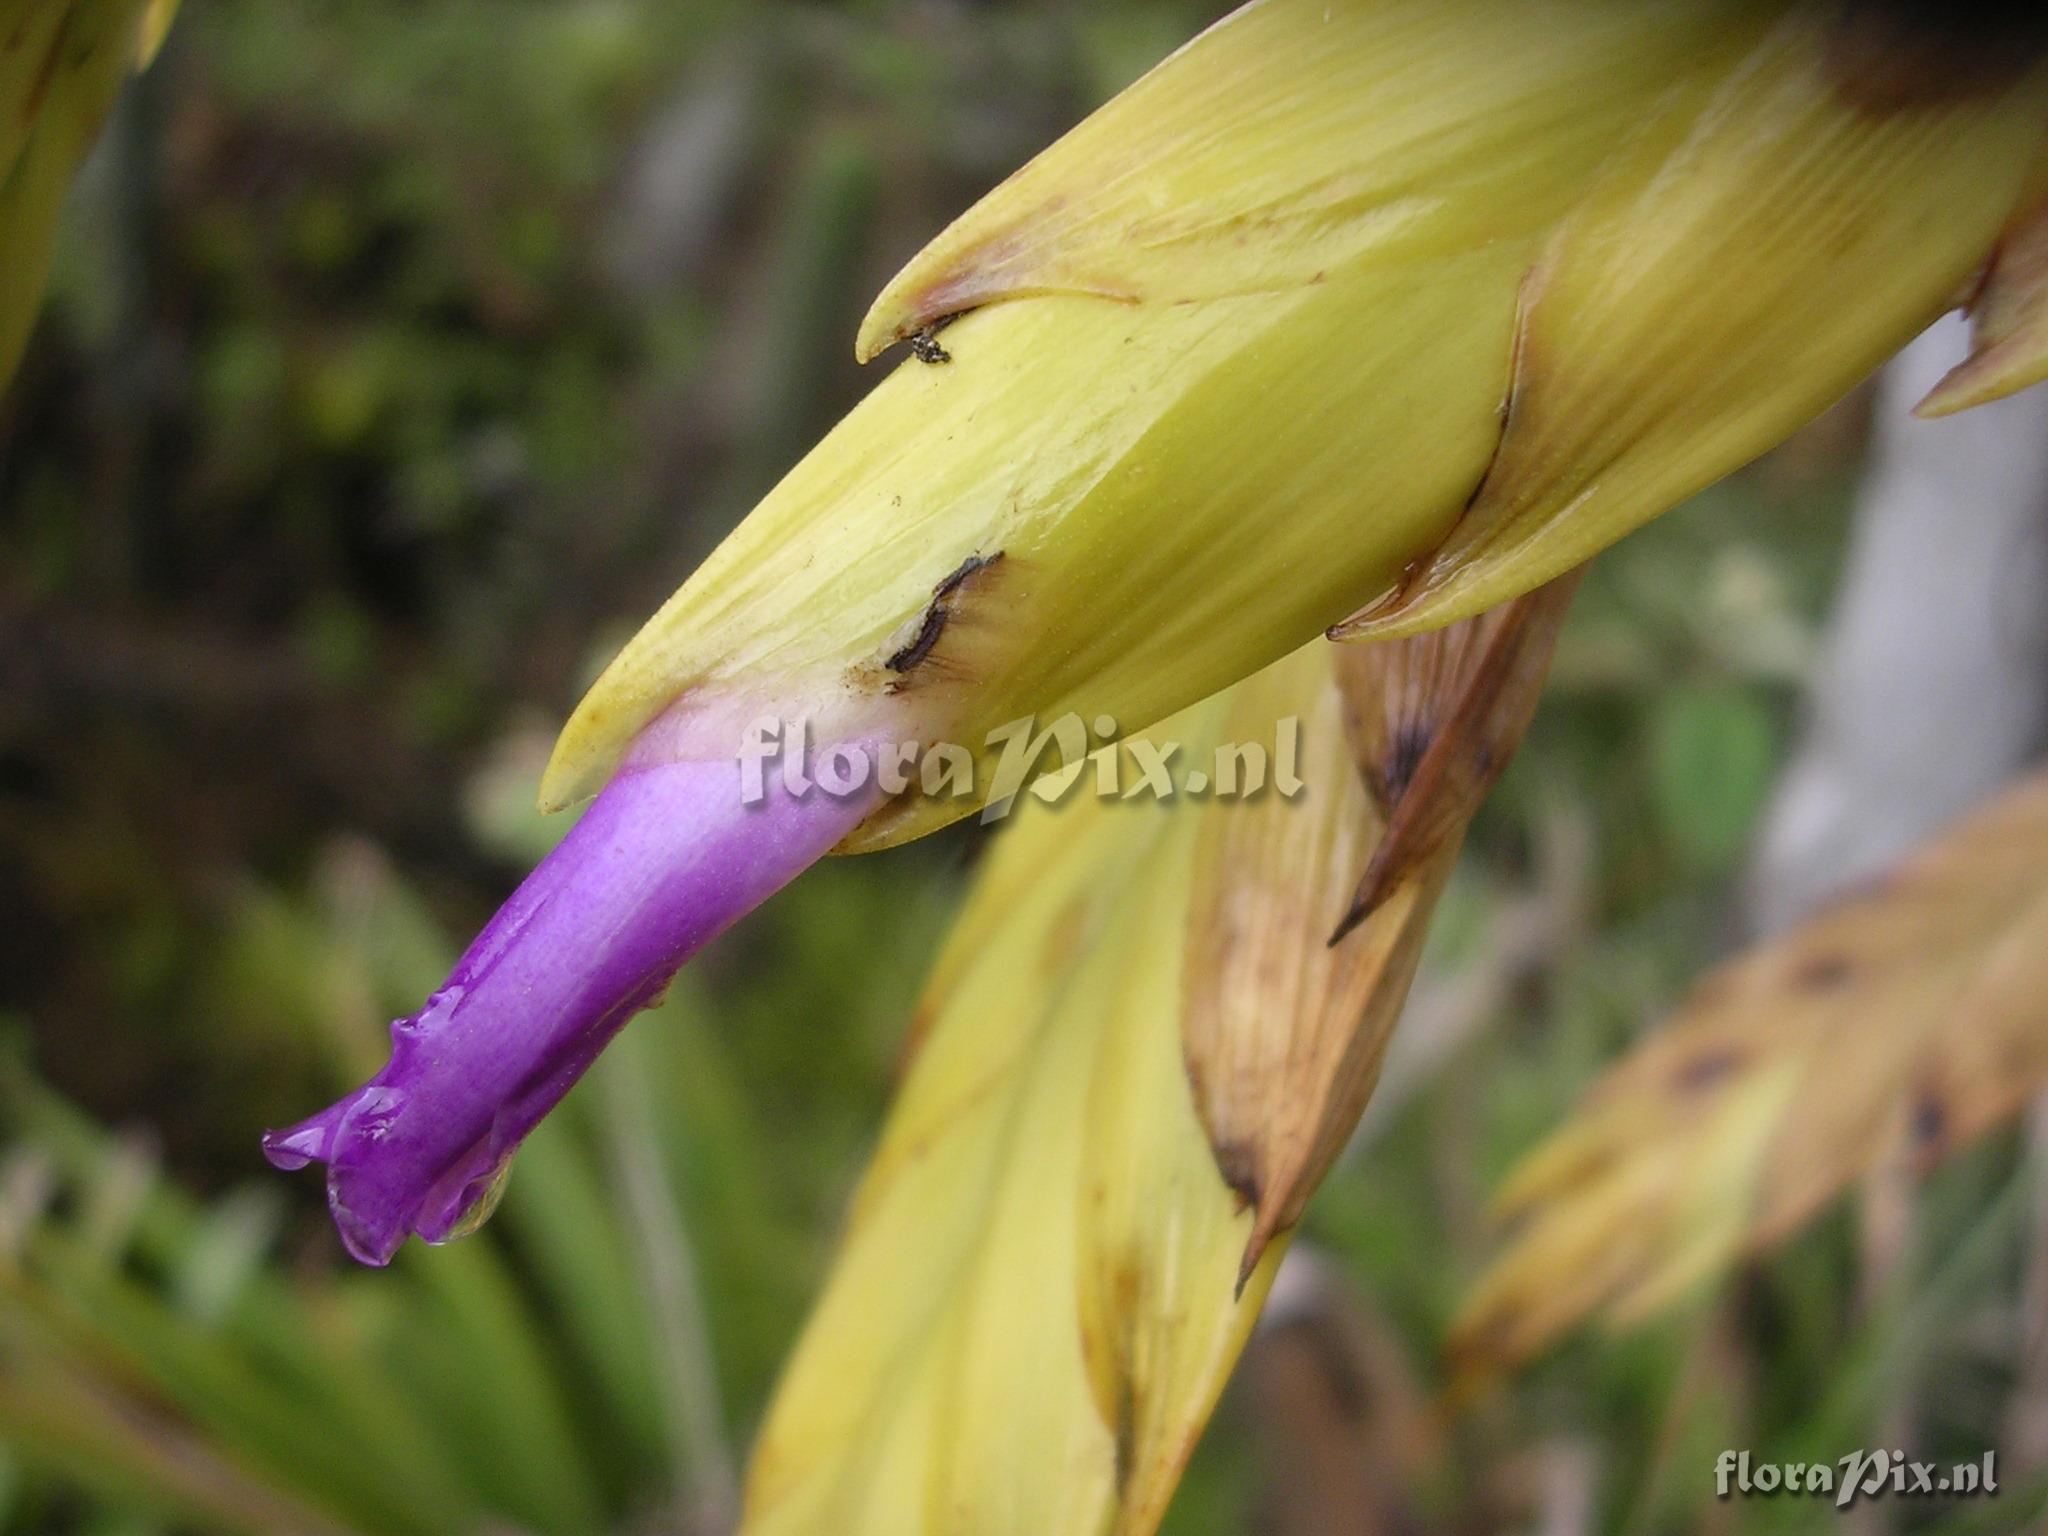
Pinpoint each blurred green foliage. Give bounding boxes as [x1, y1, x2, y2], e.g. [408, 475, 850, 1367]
[3, 3, 2041, 1534]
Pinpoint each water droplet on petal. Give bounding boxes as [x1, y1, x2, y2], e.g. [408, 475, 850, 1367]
[428, 1155, 514, 1245]
[259, 1120, 329, 1170]
[338, 1086, 407, 1152]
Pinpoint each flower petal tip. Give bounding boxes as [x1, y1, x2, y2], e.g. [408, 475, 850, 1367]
[261, 1085, 419, 1266]
[258, 1118, 328, 1173]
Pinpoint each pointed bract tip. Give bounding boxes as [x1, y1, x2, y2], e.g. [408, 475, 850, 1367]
[1235, 1209, 1285, 1302]
[1327, 862, 1399, 948]
[1913, 344, 2048, 417]
[1326, 588, 1408, 644]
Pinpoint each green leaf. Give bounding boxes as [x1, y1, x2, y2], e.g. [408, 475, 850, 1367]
[1649, 684, 1777, 876]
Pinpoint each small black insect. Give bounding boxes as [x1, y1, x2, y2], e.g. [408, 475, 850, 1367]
[909, 315, 959, 365]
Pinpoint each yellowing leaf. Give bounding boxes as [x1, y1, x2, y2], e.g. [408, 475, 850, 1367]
[1453, 768, 2048, 1384]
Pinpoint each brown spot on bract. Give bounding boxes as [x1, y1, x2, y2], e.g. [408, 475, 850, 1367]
[1380, 722, 1433, 807]
[1040, 894, 1089, 978]
[1205, 1137, 1263, 1215]
[1911, 1091, 1947, 1148]
[1330, 574, 1580, 943]
[1793, 953, 1855, 991]
[1112, 1372, 1138, 1501]
[882, 551, 1006, 686]
[883, 606, 946, 675]
[1673, 1048, 1743, 1095]
[933, 550, 1003, 600]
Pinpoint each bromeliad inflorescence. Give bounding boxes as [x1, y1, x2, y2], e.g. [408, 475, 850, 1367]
[263, 0, 2048, 1275]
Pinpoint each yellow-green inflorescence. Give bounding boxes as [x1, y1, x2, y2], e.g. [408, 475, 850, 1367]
[546, 0, 2048, 850]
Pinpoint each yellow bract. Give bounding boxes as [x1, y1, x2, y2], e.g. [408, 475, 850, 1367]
[1452, 768, 2048, 1386]
[741, 668, 1296, 1536]
[857, 0, 1765, 357]
[1340, 8, 2048, 636]
[1916, 158, 2048, 418]
[0, 0, 174, 390]
[545, 0, 2047, 843]
[543, 247, 1517, 836]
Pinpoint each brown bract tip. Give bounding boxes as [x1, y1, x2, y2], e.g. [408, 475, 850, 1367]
[1329, 573, 1581, 944]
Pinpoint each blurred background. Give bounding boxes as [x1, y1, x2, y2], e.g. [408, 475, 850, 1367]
[4, 3, 2047, 1533]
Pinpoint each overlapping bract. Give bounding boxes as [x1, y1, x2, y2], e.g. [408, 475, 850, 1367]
[1188, 577, 1578, 1281]
[547, 0, 2048, 849]
[744, 585, 1573, 1536]
[1918, 160, 2048, 418]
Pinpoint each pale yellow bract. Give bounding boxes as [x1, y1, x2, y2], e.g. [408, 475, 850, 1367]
[741, 649, 1317, 1536]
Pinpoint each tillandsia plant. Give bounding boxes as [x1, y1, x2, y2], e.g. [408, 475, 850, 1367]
[265, 0, 2048, 1261]
[0, 0, 177, 386]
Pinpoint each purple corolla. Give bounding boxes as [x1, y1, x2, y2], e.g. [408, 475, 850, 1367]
[265, 738, 880, 1264]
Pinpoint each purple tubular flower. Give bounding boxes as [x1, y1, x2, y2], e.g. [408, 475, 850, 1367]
[264, 742, 881, 1265]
